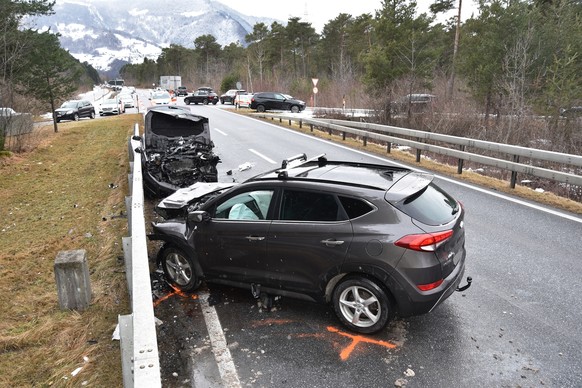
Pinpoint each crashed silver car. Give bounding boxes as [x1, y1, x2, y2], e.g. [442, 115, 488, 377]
[137, 106, 220, 197]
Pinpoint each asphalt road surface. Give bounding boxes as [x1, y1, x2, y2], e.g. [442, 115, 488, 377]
[147, 98, 582, 388]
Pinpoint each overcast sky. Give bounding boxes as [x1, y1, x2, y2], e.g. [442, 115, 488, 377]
[215, 0, 478, 33]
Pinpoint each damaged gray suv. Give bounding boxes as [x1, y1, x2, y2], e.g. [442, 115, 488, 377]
[149, 154, 470, 334]
[136, 106, 220, 198]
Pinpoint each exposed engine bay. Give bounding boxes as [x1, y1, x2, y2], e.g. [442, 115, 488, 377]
[140, 106, 220, 197]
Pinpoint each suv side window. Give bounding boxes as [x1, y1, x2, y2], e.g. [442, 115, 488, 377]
[338, 196, 374, 219]
[214, 190, 274, 220]
[280, 190, 347, 221]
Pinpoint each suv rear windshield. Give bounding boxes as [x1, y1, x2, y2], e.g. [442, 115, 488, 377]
[393, 183, 459, 226]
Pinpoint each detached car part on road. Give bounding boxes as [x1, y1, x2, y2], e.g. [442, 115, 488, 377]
[135, 106, 220, 198]
[149, 154, 471, 334]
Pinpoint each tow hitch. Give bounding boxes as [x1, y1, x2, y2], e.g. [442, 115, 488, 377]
[456, 276, 472, 292]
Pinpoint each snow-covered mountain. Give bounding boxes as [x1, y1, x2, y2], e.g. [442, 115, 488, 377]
[26, 0, 276, 76]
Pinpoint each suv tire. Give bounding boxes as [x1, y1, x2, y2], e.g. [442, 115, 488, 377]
[90, 111, 95, 119]
[291, 105, 300, 113]
[256, 105, 266, 113]
[160, 245, 201, 292]
[74, 113, 79, 121]
[332, 276, 392, 334]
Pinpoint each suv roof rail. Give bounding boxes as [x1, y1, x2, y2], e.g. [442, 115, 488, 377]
[278, 153, 327, 179]
[281, 153, 307, 169]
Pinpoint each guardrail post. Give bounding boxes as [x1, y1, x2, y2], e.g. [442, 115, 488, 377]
[457, 145, 465, 174]
[310, 124, 314, 132]
[416, 149, 422, 163]
[299, 120, 303, 129]
[386, 142, 392, 154]
[288, 119, 292, 126]
[510, 155, 520, 188]
[279, 117, 282, 123]
[363, 136, 367, 146]
[342, 132, 346, 141]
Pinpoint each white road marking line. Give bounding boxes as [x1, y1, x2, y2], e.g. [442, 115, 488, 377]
[199, 291, 241, 388]
[214, 128, 228, 136]
[249, 148, 277, 164]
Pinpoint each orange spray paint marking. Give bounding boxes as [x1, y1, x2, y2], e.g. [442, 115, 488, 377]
[153, 286, 198, 307]
[252, 318, 296, 327]
[327, 326, 397, 361]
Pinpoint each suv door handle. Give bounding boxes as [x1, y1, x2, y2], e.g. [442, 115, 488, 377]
[321, 238, 344, 247]
[246, 236, 265, 241]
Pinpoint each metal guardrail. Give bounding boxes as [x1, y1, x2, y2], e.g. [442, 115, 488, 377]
[118, 123, 162, 387]
[257, 114, 582, 188]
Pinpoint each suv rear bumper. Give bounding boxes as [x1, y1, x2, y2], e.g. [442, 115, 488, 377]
[392, 252, 466, 317]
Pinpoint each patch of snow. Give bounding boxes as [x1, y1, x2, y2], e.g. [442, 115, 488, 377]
[129, 8, 149, 16]
[56, 23, 95, 40]
[182, 11, 205, 17]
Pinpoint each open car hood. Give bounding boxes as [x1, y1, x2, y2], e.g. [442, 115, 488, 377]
[144, 106, 211, 148]
[141, 106, 220, 198]
[155, 182, 236, 219]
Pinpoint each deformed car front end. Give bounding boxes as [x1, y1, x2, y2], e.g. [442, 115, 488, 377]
[138, 106, 220, 198]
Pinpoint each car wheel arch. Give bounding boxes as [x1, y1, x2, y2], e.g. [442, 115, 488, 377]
[158, 243, 203, 291]
[325, 266, 398, 305]
[331, 274, 394, 334]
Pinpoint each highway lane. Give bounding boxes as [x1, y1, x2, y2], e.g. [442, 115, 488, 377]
[151, 102, 582, 387]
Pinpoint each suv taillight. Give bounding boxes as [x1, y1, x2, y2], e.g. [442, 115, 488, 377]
[395, 230, 453, 252]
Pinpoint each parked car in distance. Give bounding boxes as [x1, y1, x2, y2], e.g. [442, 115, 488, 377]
[391, 93, 436, 114]
[137, 106, 220, 198]
[150, 153, 470, 334]
[184, 90, 218, 105]
[234, 92, 253, 109]
[54, 100, 95, 122]
[559, 106, 582, 118]
[250, 92, 306, 113]
[150, 90, 174, 105]
[220, 89, 246, 104]
[99, 98, 124, 116]
[0, 107, 17, 116]
[175, 86, 189, 97]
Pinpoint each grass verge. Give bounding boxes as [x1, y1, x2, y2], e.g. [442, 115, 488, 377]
[0, 115, 142, 387]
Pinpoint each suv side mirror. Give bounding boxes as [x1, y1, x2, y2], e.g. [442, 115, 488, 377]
[188, 210, 210, 223]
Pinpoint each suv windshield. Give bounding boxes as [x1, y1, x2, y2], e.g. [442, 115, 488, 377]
[61, 101, 78, 108]
[393, 183, 459, 226]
